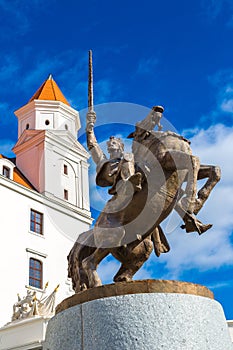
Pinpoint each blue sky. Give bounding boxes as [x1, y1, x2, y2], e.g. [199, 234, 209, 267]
[0, 0, 233, 319]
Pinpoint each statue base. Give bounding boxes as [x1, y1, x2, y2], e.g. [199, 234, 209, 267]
[43, 280, 232, 350]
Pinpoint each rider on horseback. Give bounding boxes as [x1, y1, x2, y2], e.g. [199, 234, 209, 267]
[67, 51, 221, 292]
[86, 113, 142, 196]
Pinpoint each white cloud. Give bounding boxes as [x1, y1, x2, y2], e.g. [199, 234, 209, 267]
[189, 124, 233, 185]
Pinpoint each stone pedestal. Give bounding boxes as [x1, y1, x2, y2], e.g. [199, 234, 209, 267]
[228, 320, 233, 343]
[43, 280, 233, 350]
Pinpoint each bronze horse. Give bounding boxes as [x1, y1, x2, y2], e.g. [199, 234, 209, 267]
[68, 117, 220, 292]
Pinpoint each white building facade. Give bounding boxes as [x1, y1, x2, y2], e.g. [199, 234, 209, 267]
[0, 76, 92, 342]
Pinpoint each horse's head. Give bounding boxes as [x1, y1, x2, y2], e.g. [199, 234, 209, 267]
[127, 105, 164, 139]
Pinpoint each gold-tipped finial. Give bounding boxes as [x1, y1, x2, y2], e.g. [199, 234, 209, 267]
[54, 284, 60, 292]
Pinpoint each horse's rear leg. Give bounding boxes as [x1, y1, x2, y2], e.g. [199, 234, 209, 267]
[82, 248, 109, 288]
[113, 238, 153, 282]
[194, 165, 221, 214]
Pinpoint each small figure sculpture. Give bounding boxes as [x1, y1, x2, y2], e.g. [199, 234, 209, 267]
[67, 51, 221, 292]
[11, 283, 59, 322]
[12, 289, 37, 321]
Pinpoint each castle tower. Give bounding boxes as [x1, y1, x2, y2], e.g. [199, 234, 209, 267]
[13, 74, 90, 210]
[0, 75, 92, 331]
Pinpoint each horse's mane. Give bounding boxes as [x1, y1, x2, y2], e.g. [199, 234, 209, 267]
[151, 130, 191, 144]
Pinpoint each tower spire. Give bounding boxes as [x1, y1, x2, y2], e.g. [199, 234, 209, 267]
[88, 50, 94, 112]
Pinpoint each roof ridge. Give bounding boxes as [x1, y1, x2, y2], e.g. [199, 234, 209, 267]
[51, 79, 57, 101]
[28, 80, 46, 102]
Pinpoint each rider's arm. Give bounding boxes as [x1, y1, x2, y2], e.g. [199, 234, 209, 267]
[86, 128, 107, 165]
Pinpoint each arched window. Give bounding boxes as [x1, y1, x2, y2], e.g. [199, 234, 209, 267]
[29, 258, 43, 289]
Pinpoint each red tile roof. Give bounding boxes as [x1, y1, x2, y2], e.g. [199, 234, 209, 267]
[28, 74, 70, 106]
[0, 154, 35, 190]
[13, 168, 35, 190]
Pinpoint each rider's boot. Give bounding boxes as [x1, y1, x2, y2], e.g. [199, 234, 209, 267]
[181, 213, 212, 235]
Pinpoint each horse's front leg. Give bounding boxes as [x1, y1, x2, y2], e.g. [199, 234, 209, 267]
[82, 248, 109, 288]
[194, 164, 221, 214]
[181, 155, 200, 213]
[159, 151, 200, 213]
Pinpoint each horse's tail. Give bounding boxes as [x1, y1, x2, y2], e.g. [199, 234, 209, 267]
[67, 230, 96, 292]
[67, 241, 82, 292]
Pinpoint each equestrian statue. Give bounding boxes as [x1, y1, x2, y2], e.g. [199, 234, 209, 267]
[68, 51, 221, 292]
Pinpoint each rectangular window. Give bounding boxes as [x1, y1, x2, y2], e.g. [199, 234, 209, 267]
[29, 258, 43, 289]
[3, 166, 10, 178]
[30, 209, 43, 235]
[64, 189, 68, 200]
[64, 164, 68, 175]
